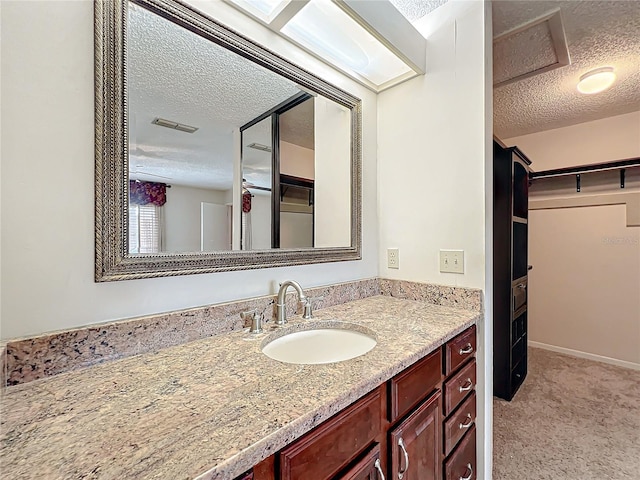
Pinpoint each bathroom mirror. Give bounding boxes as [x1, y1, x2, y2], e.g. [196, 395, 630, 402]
[95, 0, 361, 281]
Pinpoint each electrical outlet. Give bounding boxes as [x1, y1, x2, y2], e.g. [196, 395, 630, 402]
[387, 248, 399, 269]
[440, 250, 464, 274]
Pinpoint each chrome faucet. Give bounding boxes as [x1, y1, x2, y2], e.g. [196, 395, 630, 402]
[275, 280, 308, 325]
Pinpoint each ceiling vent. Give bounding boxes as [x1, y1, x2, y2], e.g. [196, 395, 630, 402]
[151, 117, 199, 133]
[494, 9, 571, 88]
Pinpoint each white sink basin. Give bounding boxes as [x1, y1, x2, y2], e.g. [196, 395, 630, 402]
[261, 323, 376, 365]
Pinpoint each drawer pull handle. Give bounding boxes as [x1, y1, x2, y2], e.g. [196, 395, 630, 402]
[459, 463, 473, 480]
[459, 413, 473, 429]
[374, 458, 386, 480]
[459, 344, 474, 355]
[398, 437, 410, 479]
[459, 379, 473, 392]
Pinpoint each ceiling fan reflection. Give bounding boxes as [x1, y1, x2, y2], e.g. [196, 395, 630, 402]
[242, 179, 271, 192]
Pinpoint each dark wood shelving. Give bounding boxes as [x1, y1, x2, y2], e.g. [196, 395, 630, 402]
[493, 141, 531, 401]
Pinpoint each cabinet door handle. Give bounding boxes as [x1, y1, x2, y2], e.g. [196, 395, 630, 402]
[459, 463, 473, 480]
[459, 344, 474, 355]
[459, 379, 473, 392]
[398, 437, 410, 479]
[374, 458, 386, 480]
[459, 413, 473, 429]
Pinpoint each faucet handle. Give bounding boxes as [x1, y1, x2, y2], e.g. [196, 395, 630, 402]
[302, 296, 325, 319]
[302, 299, 313, 319]
[240, 309, 263, 334]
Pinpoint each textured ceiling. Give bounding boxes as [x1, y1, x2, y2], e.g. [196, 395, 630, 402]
[128, 2, 300, 189]
[494, 0, 640, 139]
[242, 118, 272, 191]
[389, 0, 449, 21]
[280, 98, 314, 150]
[493, 18, 561, 86]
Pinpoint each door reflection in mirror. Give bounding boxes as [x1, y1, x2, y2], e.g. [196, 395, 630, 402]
[241, 116, 272, 250]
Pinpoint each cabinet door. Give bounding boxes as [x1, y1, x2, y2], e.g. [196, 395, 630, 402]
[280, 386, 384, 480]
[339, 445, 385, 480]
[389, 391, 441, 480]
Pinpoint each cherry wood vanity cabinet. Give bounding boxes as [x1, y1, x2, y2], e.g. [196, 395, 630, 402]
[387, 348, 443, 480]
[389, 392, 441, 480]
[441, 325, 477, 480]
[234, 471, 254, 480]
[251, 325, 477, 480]
[339, 445, 386, 480]
[278, 385, 387, 480]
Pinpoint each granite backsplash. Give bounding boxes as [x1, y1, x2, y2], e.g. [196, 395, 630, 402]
[1, 278, 482, 387]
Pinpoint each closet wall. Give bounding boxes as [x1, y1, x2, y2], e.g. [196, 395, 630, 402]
[505, 112, 640, 368]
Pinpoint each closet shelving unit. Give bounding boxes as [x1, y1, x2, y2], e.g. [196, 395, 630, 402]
[529, 157, 640, 191]
[493, 141, 532, 401]
[494, 152, 639, 401]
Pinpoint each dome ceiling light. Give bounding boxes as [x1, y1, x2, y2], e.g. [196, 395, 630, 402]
[577, 67, 616, 95]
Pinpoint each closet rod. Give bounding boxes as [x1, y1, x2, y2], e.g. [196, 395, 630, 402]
[530, 157, 640, 179]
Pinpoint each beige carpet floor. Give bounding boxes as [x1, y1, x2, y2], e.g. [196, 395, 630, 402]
[493, 347, 640, 480]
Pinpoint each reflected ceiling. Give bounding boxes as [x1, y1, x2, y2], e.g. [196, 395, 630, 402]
[127, 2, 300, 190]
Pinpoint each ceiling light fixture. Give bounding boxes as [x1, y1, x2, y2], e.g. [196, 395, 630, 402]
[151, 117, 199, 133]
[229, 0, 291, 23]
[248, 142, 272, 152]
[226, 0, 426, 92]
[577, 67, 616, 95]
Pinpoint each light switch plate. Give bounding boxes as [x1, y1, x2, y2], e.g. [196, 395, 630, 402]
[440, 250, 464, 274]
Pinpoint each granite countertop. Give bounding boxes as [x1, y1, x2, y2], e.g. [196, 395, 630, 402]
[0, 295, 480, 479]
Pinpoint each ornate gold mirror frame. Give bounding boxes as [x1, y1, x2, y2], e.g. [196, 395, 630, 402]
[95, 0, 362, 281]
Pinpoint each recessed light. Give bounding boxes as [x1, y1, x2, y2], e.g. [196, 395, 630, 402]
[577, 67, 616, 95]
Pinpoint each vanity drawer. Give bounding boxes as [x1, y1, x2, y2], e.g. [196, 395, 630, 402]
[443, 360, 476, 416]
[279, 386, 384, 480]
[444, 326, 476, 376]
[444, 425, 476, 480]
[444, 392, 476, 457]
[389, 349, 442, 422]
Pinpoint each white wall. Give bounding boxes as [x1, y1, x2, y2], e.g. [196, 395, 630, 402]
[280, 212, 313, 249]
[248, 192, 271, 250]
[314, 96, 352, 248]
[0, 0, 3, 340]
[505, 114, 640, 368]
[529, 205, 640, 366]
[504, 111, 640, 171]
[378, 1, 487, 289]
[280, 141, 314, 180]
[0, 0, 378, 340]
[377, 1, 491, 477]
[163, 185, 229, 253]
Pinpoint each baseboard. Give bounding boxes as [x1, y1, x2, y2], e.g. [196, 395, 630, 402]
[528, 341, 640, 371]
